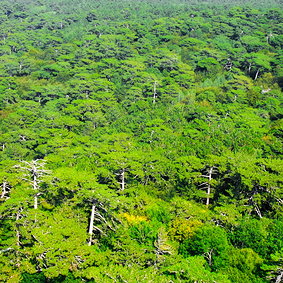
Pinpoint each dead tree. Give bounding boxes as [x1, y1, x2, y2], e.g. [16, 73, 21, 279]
[88, 201, 96, 246]
[247, 185, 263, 219]
[199, 166, 217, 208]
[88, 199, 118, 246]
[224, 58, 233, 71]
[204, 248, 214, 267]
[153, 80, 158, 104]
[275, 270, 283, 283]
[115, 168, 126, 191]
[254, 68, 260, 81]
[14, 160, 50, 209]
[15, 207, 24, 247]
[246, 184, 283, 219]
[0, 179, 11, 200]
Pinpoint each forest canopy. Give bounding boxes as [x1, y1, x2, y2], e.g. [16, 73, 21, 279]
[1, 0, 283, 282]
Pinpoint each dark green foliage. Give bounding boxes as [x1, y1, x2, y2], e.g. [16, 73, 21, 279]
[180, 225, 230, 269]
[21, 272, 82, 282]
[229, 218, 270, 257]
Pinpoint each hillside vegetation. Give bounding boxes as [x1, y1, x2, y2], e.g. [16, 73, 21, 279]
[1, 0, 283, 282]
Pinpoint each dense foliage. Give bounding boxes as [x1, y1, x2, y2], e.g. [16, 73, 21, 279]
[1, 0, 283, 282]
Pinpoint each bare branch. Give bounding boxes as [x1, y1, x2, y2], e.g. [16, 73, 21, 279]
[93, 225, 108, 236]
[14, 160, 50, 209]
[0, 247, 12, 254]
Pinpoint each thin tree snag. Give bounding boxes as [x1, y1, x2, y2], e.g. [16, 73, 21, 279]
[88, 202, 96, 246]
[14, 160, 50, 209]
[15, 208, 23, 247]
[204, 248, 214, 266]
[34, 194, 39, 210]
[206, 167, 213, 208]
[276, 271, 283, 283]
[88, 200, 117, 246]
[247, 185, 263, 218]
[0, 248, 12, 254]
[1, 180, 10, 200]
[248, 62, 252, 73]
[120, 169, 125, 191]
[116, 168, 126, 191]
[254, 68, 260, 80]
[199, 166, 216, 208]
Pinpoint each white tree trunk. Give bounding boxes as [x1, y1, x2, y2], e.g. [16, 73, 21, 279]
[15, 159, 49, 210]
[1, 181, 7, 199]
[206, 167, 213, 208]
[276, 271, 283, 283]
[248, 62, 252, 73]
[205, 249, 214, 266]
[33, 170, 38, 209]
[121, 169, 125, 191]
[254, 68, 260, 80]
[88, 203, 96, 246]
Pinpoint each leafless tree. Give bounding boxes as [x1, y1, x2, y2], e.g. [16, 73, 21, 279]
[199, 166, 218, 208]
[88, 199, 117, 246]
[14, 160, 50, 209]
[0, 178, 11, 200]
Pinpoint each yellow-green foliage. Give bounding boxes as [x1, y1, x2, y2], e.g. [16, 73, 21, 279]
[168, 218, 202, 242]
[120, 213, 148, 226]
[41, 199, 54, 210]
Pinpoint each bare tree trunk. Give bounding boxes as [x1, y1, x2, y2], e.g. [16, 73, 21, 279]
[254, 68, 260, 80]
[116, 168, 126, 191]
[1, 181, 7, 199]
[34, 194, 38, 209]
[33, 171, 38, 209]
[254, 204, 262, 219]
[276, 271, 283, 283]
[248, 185, 262, 218]
[121, 169, 125, 191]
[88, 202, 96, 246]
[206, 167, 213, 208]
[204, 249, 214, 266]
[248, 62, 252, 73]
[200, 166, 216, 208]
[15, 160, 49, 210]
[199, 166, 216, 208]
